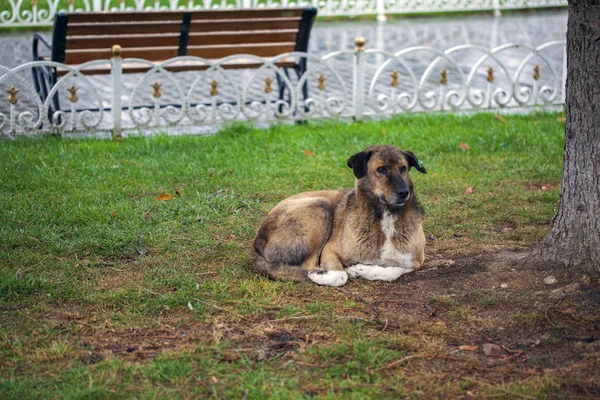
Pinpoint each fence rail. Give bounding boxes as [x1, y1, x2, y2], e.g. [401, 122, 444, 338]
[0, 38, 566, 138]
[0, 0, 568, 28]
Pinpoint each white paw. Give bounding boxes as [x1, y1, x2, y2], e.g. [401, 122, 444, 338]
[307, 270, 348, 287]
[345, 264, 411, 282]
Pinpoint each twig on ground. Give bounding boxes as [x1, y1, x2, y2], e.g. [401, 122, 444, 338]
[334, 287, 383, 325]
[370, 353, 463, 373]
[193, 298, 246, 320]
[294, 361, 330, 368]
[461, 377, 538, 400]
[425, 303, 438, 317]
[266, 315, 317, 323]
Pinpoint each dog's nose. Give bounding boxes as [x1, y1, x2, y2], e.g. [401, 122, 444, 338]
[396, 187, 410, 201]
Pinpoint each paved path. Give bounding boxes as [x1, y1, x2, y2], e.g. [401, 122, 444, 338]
[0, 10, 567, 67]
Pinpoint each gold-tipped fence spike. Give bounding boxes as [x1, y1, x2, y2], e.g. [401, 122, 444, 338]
[533, 65, 540, 81]
[210, 80, 219, 96]
[264, 77, 273, 94]
[391, 70, 400, 88]
[354, 36, 366, 51]
[487, 67, 494, 83]
[152, 82, 162, 99]
[67, 85, 79, 103]
[32, 0, 38, 6]
[318, 75, 326, 91]
[440, 69, 448, 85]
[111, 44, 122, 58]
[7, 86, 19, 105]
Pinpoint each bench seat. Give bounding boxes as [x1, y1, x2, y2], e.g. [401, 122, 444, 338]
[32, 7, 317, 116]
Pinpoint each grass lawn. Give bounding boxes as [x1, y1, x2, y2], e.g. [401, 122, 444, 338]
[1, 112, 599, 398]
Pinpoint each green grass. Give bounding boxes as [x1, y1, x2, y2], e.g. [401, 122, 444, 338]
[1, 112, 589, 399]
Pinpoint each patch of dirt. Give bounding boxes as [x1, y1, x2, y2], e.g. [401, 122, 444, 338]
[4, 246, 599, 396]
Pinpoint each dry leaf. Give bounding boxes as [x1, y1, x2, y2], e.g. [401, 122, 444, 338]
[465, 186, 475, 195]
[303, 149, 315, 157]
[459, 142, 470, 151]
[541, 185, 548, 191]
[111, 211, 117, 218]
[157, 194, 174, 201]
[494, 114, 507, 123]
[459, 345, 479, 351]
[557, 117, 566, 123]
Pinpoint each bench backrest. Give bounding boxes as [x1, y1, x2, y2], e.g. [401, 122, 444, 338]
[51, 8, 317, 66]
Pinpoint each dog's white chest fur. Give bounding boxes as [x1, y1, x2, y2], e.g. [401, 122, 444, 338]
[379, 210, 413, 268]
[345, 210, 414, 282]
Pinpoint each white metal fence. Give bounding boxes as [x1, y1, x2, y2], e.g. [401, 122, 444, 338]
[0, 38, 565, 137]
[0, 0, 567, 28]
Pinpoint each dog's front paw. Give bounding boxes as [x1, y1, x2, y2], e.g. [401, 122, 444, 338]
[346, 264, 410, 282]
[307, 270, 348, 287]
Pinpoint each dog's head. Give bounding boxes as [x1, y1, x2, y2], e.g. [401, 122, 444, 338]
[347, 145, 427, 208]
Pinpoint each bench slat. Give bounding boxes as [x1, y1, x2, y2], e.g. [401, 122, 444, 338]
[189, 18, 300, 32]
[66, 8, 304, 23]
[186, 43, 296, 59]
[67, 21, 182, 36]
[67, 34, 180, 50]
[65, 30, 299, 50]
[188, 31, 299, 46]
[64, 42, 296, 65]
[66, 17, 301, 36]
[55, 60, 297, 76]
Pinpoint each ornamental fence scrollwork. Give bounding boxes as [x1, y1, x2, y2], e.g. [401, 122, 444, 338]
[0, 38, 565, 137]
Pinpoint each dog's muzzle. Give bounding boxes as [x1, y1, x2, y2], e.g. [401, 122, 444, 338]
[380, 187, 410, 207]
[392, 187, 410, 206]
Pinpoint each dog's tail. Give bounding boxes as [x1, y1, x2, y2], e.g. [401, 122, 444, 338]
[249, 244, 309, 283]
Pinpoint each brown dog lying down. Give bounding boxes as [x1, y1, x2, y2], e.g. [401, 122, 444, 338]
[250, 145, 427, 286]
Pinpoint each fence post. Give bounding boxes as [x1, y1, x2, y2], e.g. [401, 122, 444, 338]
[111, 45, 123, 139]
[376, 0, 386, 21]
[353, 36, 366, 121]
[492, 0, 501, 17]
[92, 0, 102, 11]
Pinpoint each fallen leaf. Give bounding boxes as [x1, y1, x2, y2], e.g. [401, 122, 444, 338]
[465, 186, 475, 195]
[157, 194, 174, 201]
[459, 142, 470, 151]
[541, 185, 548, 191]
[188, 302, 194, 310]
[175, 190, 181, 196]
[303, 149, 314, 157]
[459, 345, 479, 351]
[111, 211, 117, 218]
[494, 114, 507, 123]
[557, 117, 566, 123]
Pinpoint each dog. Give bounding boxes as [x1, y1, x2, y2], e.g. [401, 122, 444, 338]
[250, 145, 427, 286]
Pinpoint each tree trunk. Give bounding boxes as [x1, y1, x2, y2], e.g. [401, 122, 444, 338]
[531, 1, 600, 274]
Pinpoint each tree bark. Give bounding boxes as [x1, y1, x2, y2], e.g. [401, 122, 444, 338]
[531, 1, 600, 274]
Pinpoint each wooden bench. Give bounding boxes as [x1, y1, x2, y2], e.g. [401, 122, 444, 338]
[32, 7, 317, 115]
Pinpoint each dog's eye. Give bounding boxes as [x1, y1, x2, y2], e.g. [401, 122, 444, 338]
[400, 166, 407, 173]
[376, 166, 387, 175]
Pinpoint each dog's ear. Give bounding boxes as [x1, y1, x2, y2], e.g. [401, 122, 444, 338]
[347, 150, 373, 179]
[403, 151, 427, 174]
